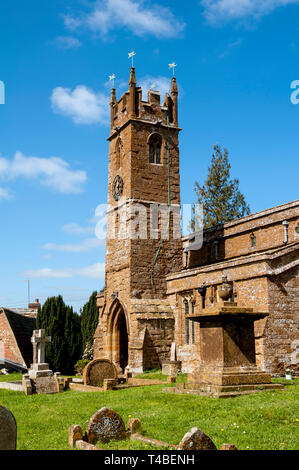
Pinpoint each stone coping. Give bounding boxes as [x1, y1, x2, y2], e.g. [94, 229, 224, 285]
[0, 381, 23, 391]
[182, 199, 299, 242]
[186, 306, 269, 322]
[166, 241, 299, 287]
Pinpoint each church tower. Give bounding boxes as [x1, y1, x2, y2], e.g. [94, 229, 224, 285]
[94, 67, 183, 374]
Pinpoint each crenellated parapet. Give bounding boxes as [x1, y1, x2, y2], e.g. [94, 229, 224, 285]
[109, 68, 180, 136]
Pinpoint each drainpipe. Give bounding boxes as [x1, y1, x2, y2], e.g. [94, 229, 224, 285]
[282, 220, 289, 244]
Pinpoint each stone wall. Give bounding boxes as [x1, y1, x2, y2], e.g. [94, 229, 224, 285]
[264, 266, 299, 375]
[0, 310, 24, 366]
[167, 241, 299, 375]
[187, 200, 299, 268]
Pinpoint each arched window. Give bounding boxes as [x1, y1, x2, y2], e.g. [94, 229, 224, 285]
[250, 233, 256, 248]
[191, 301, 195, 344]
[115, 138, 122, 169]
[148, 133, 162, 164]
[184, 299, 190, 344]
[183, 297, 195, 345]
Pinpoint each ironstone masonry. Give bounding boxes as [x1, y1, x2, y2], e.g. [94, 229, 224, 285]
[93, 67, 299, 377]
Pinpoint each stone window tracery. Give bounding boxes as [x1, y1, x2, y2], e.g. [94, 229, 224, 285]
[183, 296, 195, 345]
[148, 133, 162, 164]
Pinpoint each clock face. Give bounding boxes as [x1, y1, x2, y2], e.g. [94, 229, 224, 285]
[112, 175, 123, 201]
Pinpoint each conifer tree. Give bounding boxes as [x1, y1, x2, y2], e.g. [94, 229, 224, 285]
[192, 144, 250, 229]
[36, 296, 82, 374]
[80, 291, 99, 359]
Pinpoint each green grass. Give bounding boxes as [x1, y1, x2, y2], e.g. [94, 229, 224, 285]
[0, 372, 23, 382]
[134, 369, 187, 383]
[0, 373, 298, 450]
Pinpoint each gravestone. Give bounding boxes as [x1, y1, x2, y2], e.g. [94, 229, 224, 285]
[221, 443, 238, 450]
[68, 424, 83, 448]
[85, 407, 127, 444]
[162, 342, 181, 376]
[31, 329, 51, 364]
[83, 359, 118, 387]
[127, 418, 141, 434]
[177, 427, 217, 450]
[0, 406, 17, 450]
[23, 329, 64, 395]
[29, 329, 53, 381]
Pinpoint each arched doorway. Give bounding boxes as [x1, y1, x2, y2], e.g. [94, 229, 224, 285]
[109, 300, 129, 373]
[118, 312, 128, 372]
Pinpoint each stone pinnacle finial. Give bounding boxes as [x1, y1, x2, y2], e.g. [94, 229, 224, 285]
[129, 66, 136, 86]
[110, 87, 116, 104]
[171, 76, 178, 95]
[129, 67, 137, 118]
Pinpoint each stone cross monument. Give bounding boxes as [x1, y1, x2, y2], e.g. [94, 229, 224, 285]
[31, 329, 51, 364]
[22, 329, 64, 395]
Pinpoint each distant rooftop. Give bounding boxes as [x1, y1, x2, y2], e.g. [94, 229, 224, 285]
[1, 299, 40, 319]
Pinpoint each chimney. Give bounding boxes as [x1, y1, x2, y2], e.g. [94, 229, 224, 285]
[28, 299, 40, 312]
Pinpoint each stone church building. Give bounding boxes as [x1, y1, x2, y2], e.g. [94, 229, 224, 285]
[93, 67, 299, 377]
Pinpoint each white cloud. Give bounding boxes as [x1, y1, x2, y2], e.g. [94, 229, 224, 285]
[201, 0, 299, 24]
[218, 38, 243, 58]
[62, 222, 95, 235]
[53, 36, 82, 50]
[139, 75, 172, 101]
[77, 263, 105, 279]
[0, 151, 87, 194]
[43, 237, 103, 253]
[21, 263, 105, 279]
[21, 268, 73, 279]
[0, 187, 11, 200]
[51, 85, 109, 125]
[64, 0, 185, 39]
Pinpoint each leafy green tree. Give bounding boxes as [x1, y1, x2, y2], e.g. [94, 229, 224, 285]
[36, 296, 82, 374]
[192, 144, 250, 229]
[80, 291, 99, 359]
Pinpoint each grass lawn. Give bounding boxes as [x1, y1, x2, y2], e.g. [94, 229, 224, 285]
[0, 371, 298, 450]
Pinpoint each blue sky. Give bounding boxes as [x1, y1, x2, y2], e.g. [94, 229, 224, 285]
[0, 0, 299, 312]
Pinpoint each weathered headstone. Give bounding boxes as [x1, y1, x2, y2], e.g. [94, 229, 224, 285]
[127, 418, 141, 434]
[76, 440, 102, 451]
[31, 329, 51, 364]
[103, 378, 117, 391]
[221, 443, 238, 450]
[85, 407, 127, 444]
[68, 424, 83, 448]
[23, 329, 64, 395]
[177, 427, 217, 450]
[22, 374, 32, 395]
[162, 342, 181, 376]
[0, 406, 17, 450]
[83, 359, 118, 387]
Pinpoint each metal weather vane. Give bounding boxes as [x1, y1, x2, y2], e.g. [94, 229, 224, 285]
[109, 73, 116, 88]
[168, 62, 177, 76]
[128, 50, 136, 67]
